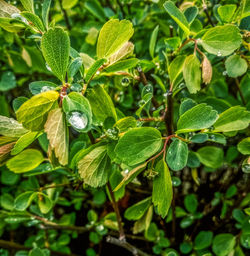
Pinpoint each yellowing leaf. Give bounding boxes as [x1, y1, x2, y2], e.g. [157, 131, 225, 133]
[0, 115, 28, 137]
[78, 145, 110, 187]
[7, 149, 44, 173]
[16, 91, 59, 131]
[97, 19, 134, 59]
[44, 108, 69, 165]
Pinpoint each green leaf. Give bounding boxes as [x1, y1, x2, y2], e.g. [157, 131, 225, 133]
[168, 55, 185, 88]
[29, 81, 58, 95]
[62, 0, 78, 10]
[87, 84, 117, 124]
[44, 108, 69, 165]
[212, 234, 236, 256]
[237, 138, 250, 155]
[124, 197, 152, 221]
[85, 58, 106, 83]
[197, 146, 224, 169]
[29, 248, 46, 256]
[201, 25, 242, 56]
[213, 106, 250, 132]
[63, 92, 92, 132]
[97, 19, 134, 59]
[20, 0, 34, 13]
[152, 159, 173, 218]
[0, 71, 16, 91]
[68, 57, 83, 82]
[163, 1, 190, 35]
[0, 193, 14, 210]
[0, 0, 21, 17]
[21, 11, 45, 32]
[218, 4, 237, 23]
[115, 127, 162, 166]
[41, 27, 70, 81]
[42, 0, 51, 30]
[183, 54, 201, 94]
[194, 231, 213, 250]
[16, 91, 59, 131]
[14, 191, 37, 211]
[7, 149, 44, 173]
[184, 6, 198, 24]
[114, 116, 137, 133]
[166, 138, 188, 171]
[78, 145, 111, 187]
[84, 0, 105, 22]
[149, 25, 159, 59]
[113, 162, 147, 192]
[11, 131, 40, 155]
[104, 58, 139, 73]
[133, 205, 153, 234]
[225, 55, 248, 78]
[37, 192, 53, 214]
[184, 194, 198, 213]
[0, 115, 28, 137]
[177, 103, 218, 133]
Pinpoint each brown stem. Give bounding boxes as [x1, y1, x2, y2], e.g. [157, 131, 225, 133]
[164, 91, 174, 136]
[107, 182, 126, 241]
[171, 188, 176, 243]
[203, 7, 215, 27]
[59, 0, 71, 30]
[235, 78, 246, 105]
[106, 236, 152, 256]
[0, 239, 80, 256]
[88, 131, 96, 144]
[138, 117, 164, 122]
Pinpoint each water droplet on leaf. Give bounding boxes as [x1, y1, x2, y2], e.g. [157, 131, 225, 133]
[121, 77, 130, 87]
[46, 63, 52, 72]
[217, 51, 222, 57]
[68, 111, 88, 131]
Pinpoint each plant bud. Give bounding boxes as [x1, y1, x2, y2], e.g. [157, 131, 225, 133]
[202, 56, 212, 84]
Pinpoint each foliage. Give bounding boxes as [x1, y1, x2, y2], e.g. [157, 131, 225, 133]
[0, 0, 249, 255]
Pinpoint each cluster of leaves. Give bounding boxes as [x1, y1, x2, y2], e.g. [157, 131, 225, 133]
[0, 0, 250, 255]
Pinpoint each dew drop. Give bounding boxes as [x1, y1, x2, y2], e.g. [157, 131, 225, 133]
[172, 177, 181, 187]
[121, 77, 130, 87]
[68, 112, 88, 130]
[124, 169, 129, 174]
[96, 224, 104, 232]
[46, 63, 52, 72]
[217, 51, 222, 57]
[41, 86, 52, 93]
[223, 71, 227, 76]
[106, 127, 119, 140]
[11, 13, 28, 24]
[242, 163, 250, 173]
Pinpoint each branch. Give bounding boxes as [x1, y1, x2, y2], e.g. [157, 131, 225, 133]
[107, 182, 126, 241]
[235, 78, 246, 105]
[0, 239, 80, 256]
[106, 236, 152, 256]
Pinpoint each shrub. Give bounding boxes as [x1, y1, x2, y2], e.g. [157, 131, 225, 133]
[0, 0, 249, 255]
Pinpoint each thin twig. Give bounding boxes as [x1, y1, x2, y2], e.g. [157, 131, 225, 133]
[106, 236, 152, 256]
[235, 78, 246, 105]
[59, 0, 71, 30]
[107, 182, 126, 241]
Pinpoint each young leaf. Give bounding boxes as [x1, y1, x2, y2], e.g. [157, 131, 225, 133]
[14, 191, 37, 211]
[62, 92, 92, 132]
[85, 58, 106, 83]
[97, 19, 134, 59]
[194, 231, 213, 250]
[37, 192, 53, 214]
[225, 55, 248, 78]
[114, 127, 162, 166]
[197, 146, 224, 169]
[124, 197, 152, 221]
[7, 149, 44, 173]
[213, 106, 250, 132]
[163, 1, 190, 35]
[184, 194, 198, 213]
[29, 81, 58, 95]
[0, 115, 28, 137]
[68, 57, 83, 82]
[183, 54, 201, 94]
[104, 58, 139, 73]
[16, 91, 59, 131]
[168, 55, 185, 88]
[166, 138, 188, 171]
[177, 103, 218, 133]
[87, 84, 117, 124]
[201, 25, 241, 56]
[41, 27, 70, 81]
[78, 145, 111, 187]
[212, 234, 236, 256]
[114, 116, 137, 133]
[84, 0, 105, 22]
[152, 159, 173, 218]
[44, 108, 69, 165]
[20, 0, 34, 13]
[42, 0, 51, 30]
[237, 138, 250, 155]
[218, 4, 237, 23]
[21, 11, 45, 32]
[11, 131, 40, 155]
[149, 25, 159, 59]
